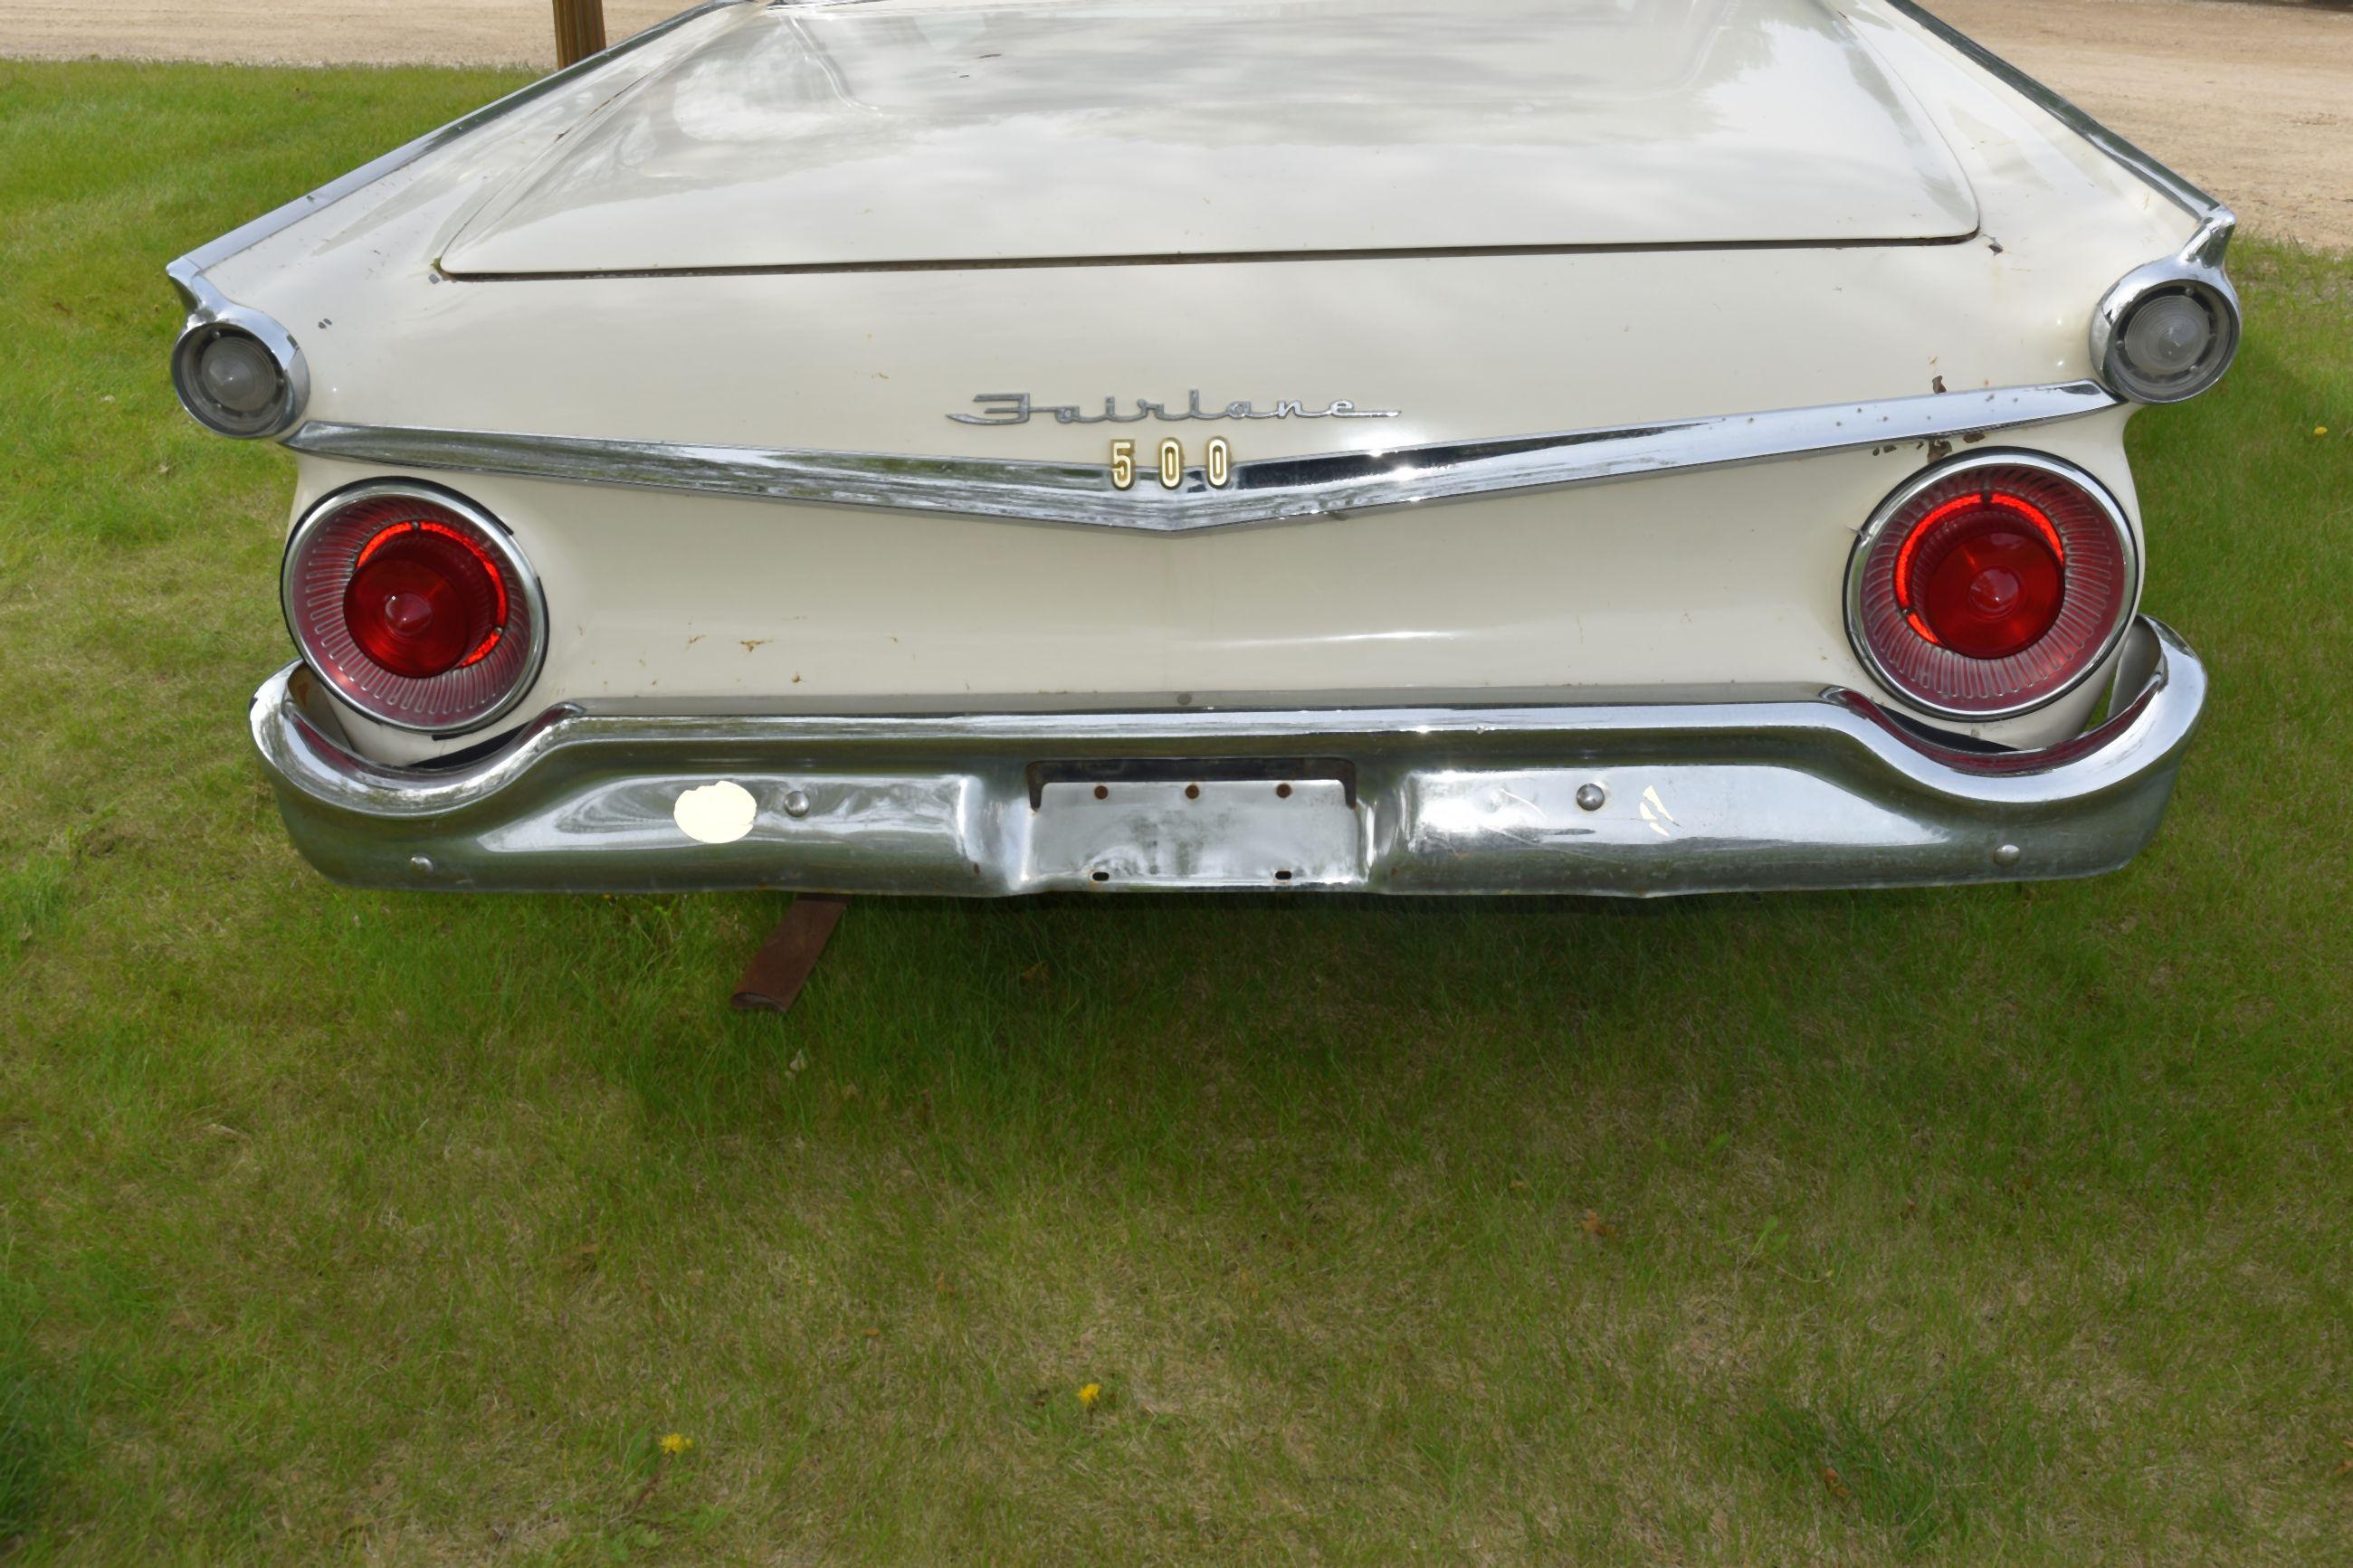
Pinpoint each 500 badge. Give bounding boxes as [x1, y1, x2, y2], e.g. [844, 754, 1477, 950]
[1110, 437, 1234, 491]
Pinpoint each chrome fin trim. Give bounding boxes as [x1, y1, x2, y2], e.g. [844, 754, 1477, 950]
[284, 381, 2119, 533]
[1881, 5, 2242, 405]
[164, 0, 756, 299]
[1883, 0, 2224, 225]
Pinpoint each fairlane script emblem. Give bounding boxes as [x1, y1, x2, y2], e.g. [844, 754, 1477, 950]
[950, 392, 1401, 426]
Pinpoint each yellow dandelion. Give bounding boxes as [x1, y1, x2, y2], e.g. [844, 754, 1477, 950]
[1077, 1383, 1101, 1410]
[2318, 426, 2331, 437]
[660, 1432, 694, 1456]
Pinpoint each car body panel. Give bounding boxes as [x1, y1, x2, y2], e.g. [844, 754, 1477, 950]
[287, 401, 2139, 770]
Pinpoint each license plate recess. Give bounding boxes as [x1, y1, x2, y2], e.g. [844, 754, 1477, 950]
[1023, 758, 1362, 889]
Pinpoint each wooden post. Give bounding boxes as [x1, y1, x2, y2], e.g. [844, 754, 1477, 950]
[552, 0, 608, 69]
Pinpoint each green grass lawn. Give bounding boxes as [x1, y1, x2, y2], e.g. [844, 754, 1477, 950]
[3, 58, 2350, 1564]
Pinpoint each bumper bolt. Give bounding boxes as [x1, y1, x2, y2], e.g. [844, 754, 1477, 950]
[1993, 842, 2023, 867]
[1576, 783, 1607, 812]
[783, 790, 812, 820]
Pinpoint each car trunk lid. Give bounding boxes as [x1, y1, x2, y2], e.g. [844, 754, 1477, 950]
[440, 0, 1980, 277]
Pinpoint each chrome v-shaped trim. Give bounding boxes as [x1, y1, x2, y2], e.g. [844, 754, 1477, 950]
[285, 381, 2119, 534]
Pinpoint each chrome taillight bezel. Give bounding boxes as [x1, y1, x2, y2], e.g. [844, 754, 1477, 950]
[167, 269, 310, 442]
[2091, 216, 2243, 407]
[1844, 451, 2141, 723]
[282, 480, 548, 736]
[2093, 267, 2241, 405]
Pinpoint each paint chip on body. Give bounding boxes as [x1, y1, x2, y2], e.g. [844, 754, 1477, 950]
[674, 780, 757, 844]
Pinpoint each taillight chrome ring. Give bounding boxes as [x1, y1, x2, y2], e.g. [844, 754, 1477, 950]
[1844, 451, 2140, 722]
[2091, 257, 2241, 406]
[168, 280, 309, 441]
[282, 480, 548, 735]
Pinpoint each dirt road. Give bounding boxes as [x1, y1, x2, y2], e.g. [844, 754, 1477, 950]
[1936, 0, 2350, 250]
[0, 2, 689, 71]
[2, 0, 2347, 249]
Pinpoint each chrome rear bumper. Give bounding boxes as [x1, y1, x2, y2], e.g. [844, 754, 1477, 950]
[251, 617, 2205, 898]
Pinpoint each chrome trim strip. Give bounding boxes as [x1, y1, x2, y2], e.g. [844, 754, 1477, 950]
[249, 618, 2205, 897]
[163, 0, 754, 299]
[1882, 0, 2222, 223]
[285, 382, 2119, 533]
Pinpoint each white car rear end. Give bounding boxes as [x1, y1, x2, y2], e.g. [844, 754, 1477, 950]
[170, 0, 2234, 896]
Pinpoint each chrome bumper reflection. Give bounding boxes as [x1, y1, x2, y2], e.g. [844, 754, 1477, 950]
[250, 618, 2205, 898]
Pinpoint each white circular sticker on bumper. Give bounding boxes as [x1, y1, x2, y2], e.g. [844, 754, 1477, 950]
[673, 780, 757, 844]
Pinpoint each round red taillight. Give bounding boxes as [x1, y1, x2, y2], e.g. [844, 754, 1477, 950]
[1848, 455, 2137, 718]
[283, 485, 544, 733]
[1896, 491, 2067, 660]
[343, 521, 510, 678]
